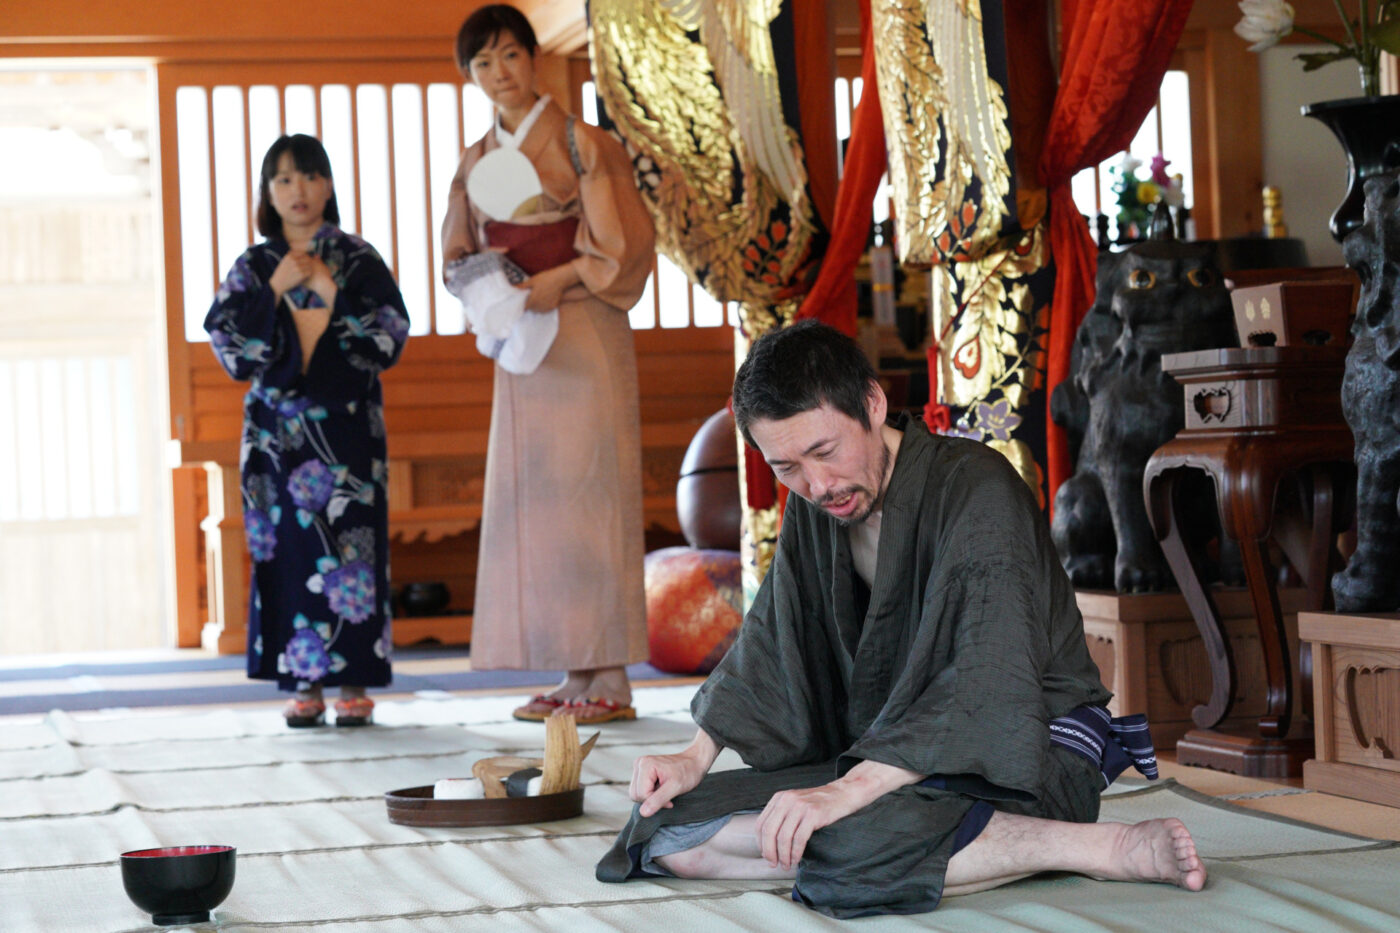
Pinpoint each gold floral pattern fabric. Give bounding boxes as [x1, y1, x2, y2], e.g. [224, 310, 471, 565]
[871, 0, 1016, 268]
[870, 1, 1052, 498]
[588, 0, 820, 316]
[929, 224, 1054, 505]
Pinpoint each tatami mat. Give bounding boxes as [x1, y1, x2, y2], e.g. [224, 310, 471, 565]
[6, 683, 1400, 931]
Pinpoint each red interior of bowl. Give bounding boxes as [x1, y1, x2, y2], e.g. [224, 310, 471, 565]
[122, 845, 234, 858]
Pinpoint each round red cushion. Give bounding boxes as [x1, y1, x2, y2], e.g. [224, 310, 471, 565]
[644, 547, 743, 674]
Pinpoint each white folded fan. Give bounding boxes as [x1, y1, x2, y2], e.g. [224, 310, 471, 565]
[466, 147, 543, 222]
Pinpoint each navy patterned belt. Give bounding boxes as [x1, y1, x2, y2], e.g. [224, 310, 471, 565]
[1049, 705, 1158, 788]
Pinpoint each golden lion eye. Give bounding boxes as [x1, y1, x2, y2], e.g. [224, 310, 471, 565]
[1186, 268, 1216, 288]
[1127, 268, 1156, 290]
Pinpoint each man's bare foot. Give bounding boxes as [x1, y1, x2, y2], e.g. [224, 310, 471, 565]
[1108, 818, 1207, 891]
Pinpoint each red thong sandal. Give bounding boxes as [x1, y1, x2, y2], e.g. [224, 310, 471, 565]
[563, 697, 637, 725]
[513, 694, 568, 722]
[282, 696, 326, 728]
[334, 695, 375, 727]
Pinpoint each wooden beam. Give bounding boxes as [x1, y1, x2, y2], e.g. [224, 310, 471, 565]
[0, 0, 588, 59]
[519, 0, 589, 55]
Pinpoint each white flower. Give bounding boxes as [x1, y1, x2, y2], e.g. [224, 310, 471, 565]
[1119, 154, 1143, 175]
[1234, 0, 1294, 52]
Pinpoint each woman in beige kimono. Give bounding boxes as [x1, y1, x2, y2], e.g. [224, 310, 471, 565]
[442, 4, 655, 724]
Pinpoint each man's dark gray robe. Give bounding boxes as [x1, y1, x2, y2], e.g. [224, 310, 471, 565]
[597, 417, 1111, 917]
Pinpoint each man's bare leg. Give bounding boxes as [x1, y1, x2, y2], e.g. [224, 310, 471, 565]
[943, 812, 1207, 896]
[653, 814, 794, 880]
[656, 812, 1205, 894]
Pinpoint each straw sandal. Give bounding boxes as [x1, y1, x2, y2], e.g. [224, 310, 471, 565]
[512, 694, 568, 722]
[334, 695, 375, 727]
[282, 696, 326, 728]
[562, 697, 636, 725]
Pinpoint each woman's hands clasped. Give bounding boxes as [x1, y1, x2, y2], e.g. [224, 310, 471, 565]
[271, 250, 339, 309]
[272, 249, 338, 373]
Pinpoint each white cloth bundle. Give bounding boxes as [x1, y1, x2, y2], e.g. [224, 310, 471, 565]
[432, 777, 485, 799]
[444, 251, 557, 376]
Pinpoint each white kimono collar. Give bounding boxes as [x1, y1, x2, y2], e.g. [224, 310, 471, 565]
[494, 94, 551, 149]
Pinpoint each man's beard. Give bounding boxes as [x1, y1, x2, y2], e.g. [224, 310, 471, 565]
[820, 441, 891, 527]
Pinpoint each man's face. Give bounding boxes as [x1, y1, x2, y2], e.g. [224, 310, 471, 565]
[749, 390, 891, 526]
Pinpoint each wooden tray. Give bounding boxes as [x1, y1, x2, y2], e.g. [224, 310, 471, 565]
[384, 785, 585, 827]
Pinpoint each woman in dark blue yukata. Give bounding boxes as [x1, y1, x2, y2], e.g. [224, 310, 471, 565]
[205, 134, 410, 728]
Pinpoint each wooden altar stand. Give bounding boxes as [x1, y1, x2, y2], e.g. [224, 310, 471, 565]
[1143, 346, 1354, 777]
[1302, 611, 1400, 808]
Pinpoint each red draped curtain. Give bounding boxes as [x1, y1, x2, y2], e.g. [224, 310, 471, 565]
[795, 0, 882, 336]
[1039, 0, 1194, 506]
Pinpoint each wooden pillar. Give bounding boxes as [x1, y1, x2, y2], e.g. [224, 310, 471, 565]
[201, 462, 247, 655]
[1200, 27, 1263, 238]
[534, 53, 573, 111]
[171, 465, 205, 647]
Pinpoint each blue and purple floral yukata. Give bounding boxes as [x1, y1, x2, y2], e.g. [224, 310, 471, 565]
[205, 224, 409, 691]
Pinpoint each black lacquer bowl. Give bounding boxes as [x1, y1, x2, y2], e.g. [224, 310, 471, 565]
[399, 581, 450, 616]
[120, 845, 236, 926]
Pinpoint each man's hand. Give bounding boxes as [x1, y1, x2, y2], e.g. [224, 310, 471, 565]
[755, 759, 925, 870]
[630, 751, 709, 817]
[629, 728, 722, 818]
[755, 782, 864, 871]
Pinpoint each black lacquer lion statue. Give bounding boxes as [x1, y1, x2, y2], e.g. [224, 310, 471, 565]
[1050, 211, 1238, 592]
[1334, 163, 1400, 612]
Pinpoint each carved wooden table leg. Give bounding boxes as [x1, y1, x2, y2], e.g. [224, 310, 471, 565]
[1297, 467, 1338, 720]
[1147, 345, 1353, 777]
[1235, 532, 1290, 737]
[1166, 441, 1315, 777]
[1146, 459, 1236, 730]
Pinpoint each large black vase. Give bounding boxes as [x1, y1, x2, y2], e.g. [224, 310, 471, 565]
[1302, 95, 1400, 243]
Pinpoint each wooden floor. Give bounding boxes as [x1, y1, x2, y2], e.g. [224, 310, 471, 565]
[1158, 753, 1400, 841]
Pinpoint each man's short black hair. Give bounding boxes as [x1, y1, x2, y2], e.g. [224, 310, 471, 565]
[455, 4, 539, 76]
[255, 134, 340, 239]
[732, 319, 878, 447]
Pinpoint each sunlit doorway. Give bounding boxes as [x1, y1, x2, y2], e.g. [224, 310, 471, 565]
[0, 63, 172, 654]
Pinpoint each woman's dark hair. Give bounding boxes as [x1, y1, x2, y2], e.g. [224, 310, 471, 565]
[455, 4, 539, 76]
[732, 319, 879, 448]
[255, 134, 340, 239]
